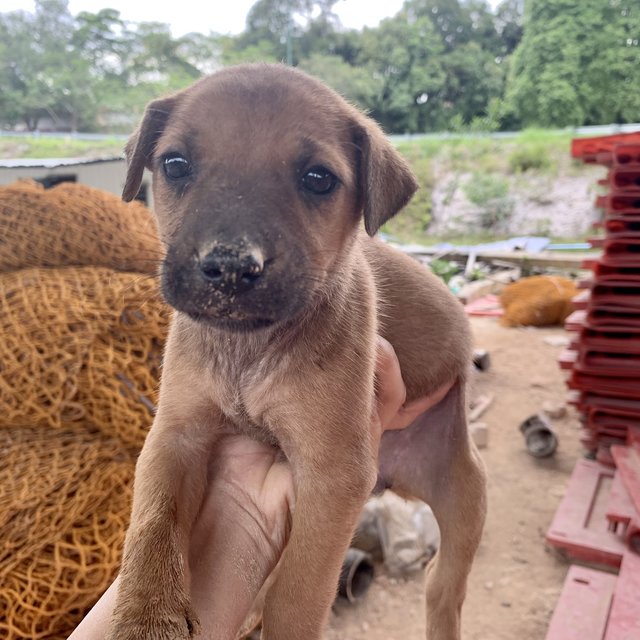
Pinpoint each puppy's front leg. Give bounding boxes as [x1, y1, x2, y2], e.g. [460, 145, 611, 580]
[106, 366, 223, 640]
[260, 384, 377, 639]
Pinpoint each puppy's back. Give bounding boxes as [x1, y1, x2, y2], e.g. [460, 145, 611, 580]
[363, 237, 472, 401]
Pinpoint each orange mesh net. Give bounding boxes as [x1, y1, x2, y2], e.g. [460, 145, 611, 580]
[0, 181, 168, 638]
[500, 275, 577, 327]
[0, 427, 134, 639]
[0, 180, 162, 274]
[0, 266, 168, 449]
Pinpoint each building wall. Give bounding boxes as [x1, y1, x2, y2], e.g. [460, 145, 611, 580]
[0, 160, 153, 208]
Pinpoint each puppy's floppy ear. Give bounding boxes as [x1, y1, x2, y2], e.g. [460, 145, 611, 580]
[122, 96, 178, 202]
[354, 119, 418, 236]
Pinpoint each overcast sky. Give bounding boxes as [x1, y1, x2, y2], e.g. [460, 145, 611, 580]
[4, 0, 502, 36]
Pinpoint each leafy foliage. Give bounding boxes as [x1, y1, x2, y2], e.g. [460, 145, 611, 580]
[0, 0, 637, 133]
[503, 0, 640, 127]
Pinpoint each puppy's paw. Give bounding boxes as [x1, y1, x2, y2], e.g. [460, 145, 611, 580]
[106, 604, 200, 640]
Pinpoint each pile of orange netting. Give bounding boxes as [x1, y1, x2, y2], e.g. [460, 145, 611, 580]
[500, 275, 577, 327]
[0, 180, 169, 638]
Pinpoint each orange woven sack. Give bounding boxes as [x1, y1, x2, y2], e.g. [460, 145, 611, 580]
[0, 180, 161, 274]
[0, 266, 169, 449]
[0, 426, 134, 640]
[500, 275, 577, 327]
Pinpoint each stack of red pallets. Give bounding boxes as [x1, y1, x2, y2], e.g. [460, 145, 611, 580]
[560, 133, 640, 463]
[545, 133, 640, 639]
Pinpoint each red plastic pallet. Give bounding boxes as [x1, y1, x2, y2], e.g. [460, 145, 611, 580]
[570, 371, 640, 398]
[572, 289, 591, 310]
[545, 565, 617, 640]
[606, 472, 636, 533]
[609, 169, 640, 191]
[604, 237, 640, 260]
[612, 143, 640, 167]
[605, 215, 640, 237]
[571, 134, 640, 161]
[565, 310, 587, 332]
[598, 193, 640, 215]
[559, 348, 578, 370]
[588, 263, 640, 283]
[580, 394, 640, 419]
[587, 417, 640, 453]
[573, 351, 640, 377]
[611, 444, 640, 517]
[586, 307, 640, 329]
[591, 282, 640, 310]
[546, 459, 626, 567]
[579, 327, 640, 353]
[603, 549, 640, 639]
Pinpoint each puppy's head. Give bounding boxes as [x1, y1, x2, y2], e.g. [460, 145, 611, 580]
[124, 64, 417, 331]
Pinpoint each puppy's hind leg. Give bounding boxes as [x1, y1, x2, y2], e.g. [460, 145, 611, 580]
[379, 382, 487, 640]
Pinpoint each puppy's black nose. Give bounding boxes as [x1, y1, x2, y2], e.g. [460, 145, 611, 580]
[199, 245, 264, 292]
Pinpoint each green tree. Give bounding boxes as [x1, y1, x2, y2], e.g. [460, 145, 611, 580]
[0, 0, 94, 130]
[297, 53, 379, 108]
[439, 41, 505, 127]
[494, 0, 524, 55]
[240, 0, 338, 62]
[504, 0, 640, 127]
[357, 12, 446, 132]
[405, 0, 501, 52]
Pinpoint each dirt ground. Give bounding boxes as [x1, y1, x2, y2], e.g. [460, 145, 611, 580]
[325, 316, 583, 640]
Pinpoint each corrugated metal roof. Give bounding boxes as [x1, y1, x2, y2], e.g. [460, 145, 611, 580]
[0, 156, 124, 169]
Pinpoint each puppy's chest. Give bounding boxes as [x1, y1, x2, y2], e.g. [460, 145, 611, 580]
[205, 347, 283, 437]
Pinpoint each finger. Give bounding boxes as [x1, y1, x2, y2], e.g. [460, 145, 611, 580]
[209, 435, 279, 485]
[374, 336, 407, 430]
[385, 379, 455, 431]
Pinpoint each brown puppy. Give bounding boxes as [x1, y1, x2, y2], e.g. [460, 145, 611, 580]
[108, 63, 486, 640]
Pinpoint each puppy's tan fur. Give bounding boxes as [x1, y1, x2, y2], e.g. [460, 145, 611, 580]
[107, 64, 486, 640]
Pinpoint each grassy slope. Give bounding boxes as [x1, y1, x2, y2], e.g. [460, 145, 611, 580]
[384, 130, 590, 244]
[1, 130, 594, 243]
[0, 136, 125, 159]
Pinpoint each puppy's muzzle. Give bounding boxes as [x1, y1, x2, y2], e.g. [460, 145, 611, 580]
[199, 244, 264, 295]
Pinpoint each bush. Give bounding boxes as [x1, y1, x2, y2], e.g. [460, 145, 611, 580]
[508, 143, 552, 172]
[464, 173, 513, 229]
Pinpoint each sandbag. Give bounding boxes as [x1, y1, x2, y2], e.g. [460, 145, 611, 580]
[500, 275, 577, 327]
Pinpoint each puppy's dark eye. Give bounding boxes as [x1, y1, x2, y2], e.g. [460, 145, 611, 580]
[163, 153, 191, 180]
[301, 166, 338, 195]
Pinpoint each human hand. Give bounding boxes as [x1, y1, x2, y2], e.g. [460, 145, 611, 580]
[375, 336, 454, 432]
